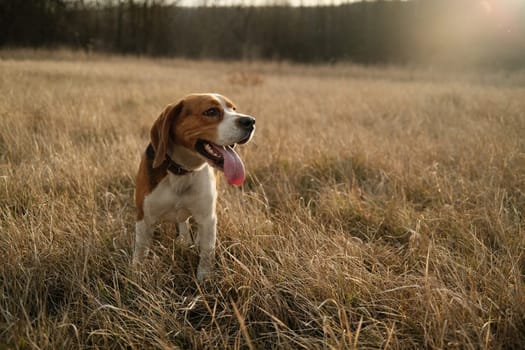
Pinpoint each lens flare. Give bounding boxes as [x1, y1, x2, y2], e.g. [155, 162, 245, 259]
[479, 1, 493, 14]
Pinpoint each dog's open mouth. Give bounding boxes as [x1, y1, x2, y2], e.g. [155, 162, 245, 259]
[195, 140, 245, 186]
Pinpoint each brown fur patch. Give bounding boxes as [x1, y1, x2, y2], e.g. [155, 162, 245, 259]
[172, 94, 232, 150]
[150, 102, 183, 168]
[135, 148, 174, 221]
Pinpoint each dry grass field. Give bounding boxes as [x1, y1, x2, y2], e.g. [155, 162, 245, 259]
[1, 50, 525, 349]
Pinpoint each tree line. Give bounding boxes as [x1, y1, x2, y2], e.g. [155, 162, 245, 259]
[1, 0, 524, 67]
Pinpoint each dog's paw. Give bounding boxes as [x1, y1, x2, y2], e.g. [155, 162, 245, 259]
[196, 265, 213, 281]
[176, 234, 194, 248]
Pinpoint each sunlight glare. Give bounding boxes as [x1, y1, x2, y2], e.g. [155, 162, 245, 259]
[479, 1, 493, 15]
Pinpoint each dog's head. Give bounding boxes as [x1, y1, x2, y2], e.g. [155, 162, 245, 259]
[150, 93, 256, 186]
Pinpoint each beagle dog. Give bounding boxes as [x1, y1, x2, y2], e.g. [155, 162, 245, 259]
[133, 93, 255, 280]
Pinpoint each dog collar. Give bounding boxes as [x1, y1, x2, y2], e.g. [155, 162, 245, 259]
[146, 143, 192, 176]
[165, 154, 192, 175]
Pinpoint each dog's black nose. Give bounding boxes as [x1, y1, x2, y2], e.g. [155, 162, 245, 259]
[237, 116, 256, 130]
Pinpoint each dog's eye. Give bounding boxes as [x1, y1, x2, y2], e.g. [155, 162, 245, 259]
[203, 107, 220, 117]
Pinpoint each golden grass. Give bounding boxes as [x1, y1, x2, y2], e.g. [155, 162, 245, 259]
[1, 50, 524, 349]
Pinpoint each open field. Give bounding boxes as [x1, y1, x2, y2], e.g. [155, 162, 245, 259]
[1, 51, 525, 349]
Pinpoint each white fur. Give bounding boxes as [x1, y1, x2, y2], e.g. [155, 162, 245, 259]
[133, 165, 217, 280]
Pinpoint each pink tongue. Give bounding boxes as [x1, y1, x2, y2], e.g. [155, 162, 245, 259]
[214, 145, 246, 186]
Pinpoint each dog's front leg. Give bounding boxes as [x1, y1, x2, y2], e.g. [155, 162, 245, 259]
[195, 215, 217, 281]
[176, 218, 193, 246]
[133, 219, 153, 266]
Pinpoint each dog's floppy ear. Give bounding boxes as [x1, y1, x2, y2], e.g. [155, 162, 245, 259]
[150, 101, 183, 168]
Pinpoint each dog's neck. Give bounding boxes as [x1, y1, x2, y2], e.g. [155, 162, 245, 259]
[167, 144, 207, 172]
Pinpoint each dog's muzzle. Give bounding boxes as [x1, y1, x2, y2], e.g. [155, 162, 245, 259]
[236, 116, 255, 144]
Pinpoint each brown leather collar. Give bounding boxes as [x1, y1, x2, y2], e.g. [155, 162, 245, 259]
[146, 143, 192, 176]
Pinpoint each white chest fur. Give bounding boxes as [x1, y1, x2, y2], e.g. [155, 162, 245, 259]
[144, 165, 217, 224]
